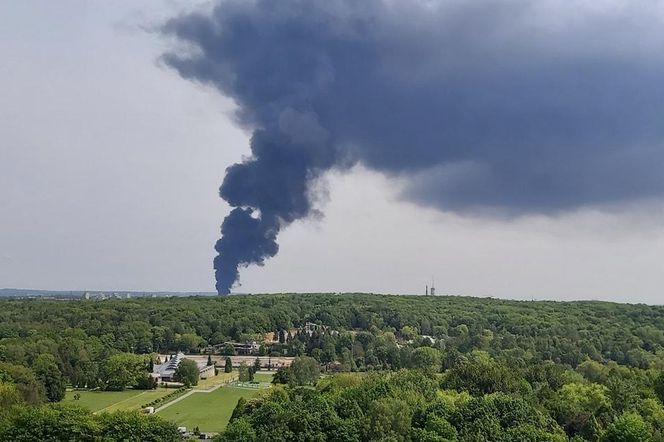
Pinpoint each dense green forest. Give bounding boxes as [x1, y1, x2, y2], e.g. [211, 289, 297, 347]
[1, 293, 664, 440]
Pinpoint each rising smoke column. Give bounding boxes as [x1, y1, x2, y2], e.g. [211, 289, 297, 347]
[162, 0, 664, 294]
[212, 125, 335, 294]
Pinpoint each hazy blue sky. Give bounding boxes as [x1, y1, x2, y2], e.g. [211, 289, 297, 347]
[1, 1, 663, 302]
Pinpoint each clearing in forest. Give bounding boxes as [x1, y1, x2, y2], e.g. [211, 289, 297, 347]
[157, 386, 263, 432]
[63, 388, 174, 413]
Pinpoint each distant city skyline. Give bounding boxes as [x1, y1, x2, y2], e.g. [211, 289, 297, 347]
[2, 1, 664, 303]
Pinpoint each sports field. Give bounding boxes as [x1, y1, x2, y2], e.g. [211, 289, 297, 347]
[63, 388, 174, 413]
[156, 386, 262, 432]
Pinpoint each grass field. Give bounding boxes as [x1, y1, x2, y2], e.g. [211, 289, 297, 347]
[195, 371, 237, 390]
[157, 386, 262, 432]
[253, 372, 274, 383]
[64, 388, 174, 413]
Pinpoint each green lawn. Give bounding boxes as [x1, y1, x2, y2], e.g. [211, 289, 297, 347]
[195, 371, 237, 390]
[253, 371, 274, 383]
[157, 386, 261, 432]
[64, 388, 174, 413]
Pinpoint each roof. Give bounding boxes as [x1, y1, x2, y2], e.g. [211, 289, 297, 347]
[154, 352, 185, 377]
[153, 352, 214, 377]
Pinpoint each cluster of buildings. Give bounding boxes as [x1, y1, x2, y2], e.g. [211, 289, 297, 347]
[202, 341, 261, 355]
[263, 322, 336, 343]
[81, 291, 217, 300]
[83, 292, 137, 300]
[151, 352, 215, 383]
[202, 322, 336, 356]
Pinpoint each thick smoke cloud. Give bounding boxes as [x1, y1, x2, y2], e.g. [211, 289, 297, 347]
[161, 0, 664, 294]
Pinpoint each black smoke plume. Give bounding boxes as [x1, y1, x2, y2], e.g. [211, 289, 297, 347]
[212, 127, 334, 294]
[162, 0, 664, 294]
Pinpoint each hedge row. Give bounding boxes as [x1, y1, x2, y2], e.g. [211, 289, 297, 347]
[142, 387, 189, 409]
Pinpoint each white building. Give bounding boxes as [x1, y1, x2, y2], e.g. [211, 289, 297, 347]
[152, 352, 216, 382]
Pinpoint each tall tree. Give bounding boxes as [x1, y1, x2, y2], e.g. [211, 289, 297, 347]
[654, 372, 664, 404]
[173, 359, 199, 387]
[0, 381, 22, 409]
[410, 347, 442, 372]
[601, 412, 653, 442]
[34, 354, 66, 402]
[289, 357, 320, 386]
[100, 353, 146, 391]
[238, 362, 253, 382]
[0, 362, 46, 404]
[223, 344, 236, 356]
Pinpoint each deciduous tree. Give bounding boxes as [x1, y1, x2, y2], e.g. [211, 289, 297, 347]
[174, 359, 199, 387]
[34, 354, 66, 402]
[100, 353, 146, 391]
